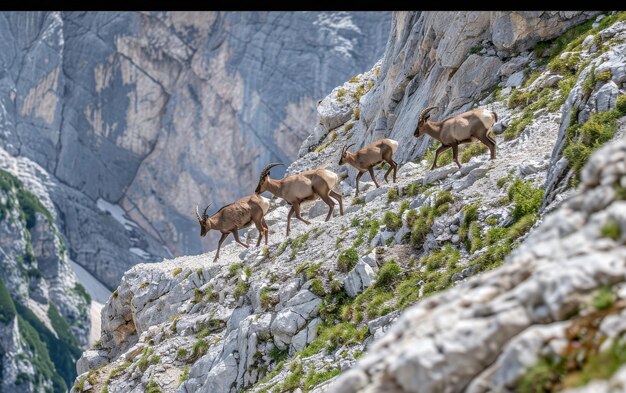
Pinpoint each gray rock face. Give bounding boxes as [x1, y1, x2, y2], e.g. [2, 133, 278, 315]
[0, 11, 391, 287]
[344, 260, 376, 297]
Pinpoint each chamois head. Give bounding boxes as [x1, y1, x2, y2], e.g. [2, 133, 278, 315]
[338, 143, 355, 165]
[255, 163, 284, 194]
[414, 106, 439, 137]
[195, 204, 211, 237]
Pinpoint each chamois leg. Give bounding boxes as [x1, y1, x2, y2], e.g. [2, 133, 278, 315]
[286, 206, 295, 236]
[262, 218, 269, 245]
[330, 190, 344, 215]
[213, 232, 229, 262]
[320, 193, 335, 221]
[253, 218, 264, 247]
[383, 157, 396, 183]
[392, 159, 398, 182]
[368, 167, 380, 188]
[479, 132, 497, 160]
[431, 145, 451, 170]
[231, 230, 249, 248]
[355, 171, 364, 196]
[451, 144, 461, 168]
[293, 202, 311, 225]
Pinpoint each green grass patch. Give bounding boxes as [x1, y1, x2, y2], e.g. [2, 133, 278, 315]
[304, 368, 341, 390]
[233, 279, 249, 299]
[269, 347, 289, 362]
[289, 231, 310, 259]
[179, 366, 190, 384]
[387, 187, 399, 202]
[73, 283, 91, 304]
[337, 248, 358, 272]
[309, 279, 326, 297]
[592, 286, 615, 311]
[0, 278, 17, 323]
[300, 322, 368, 357]
[353, 219, 380, 248]
[382, 211, 402, 231]
[375, 260, 401, 288]
[190, 339, 209, 361]
[146, 380, 161, 393]
[563, 108, 622, 186]
[460, 143, 489, 163]
[508, 178, 544, 221]
[601, 220, 621, 240]
[228, 262, 242, 278]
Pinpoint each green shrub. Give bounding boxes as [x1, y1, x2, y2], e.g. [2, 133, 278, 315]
[228, 263, 242, 278]
[404, 182, 424, 197]
[47, 304, 81, 350]
[469, 221, 483, 254]
[387, 187, 399, 202]
[484, 227, 508, 246]
[592, 286, 614, 310]
[309, 279, 326, 297]
[179, 366, 190, 384]
[424, 143, 453, 168]
[300, 322, 368, 357]
[376, 261, 401, 288]
[289, 231, 310, 259]
[382, 211, 402, 231]
[191, 339, 209, 361]
[233, 280, 249, 299]
[518, 357, 565, 393]
[172, 267, 182, 277]
[108, 361, 131, 380]
[616, 95, 626, 115]
[269, 346, 289, 362]
[595, 70, 612, 82]
[435, 191, 453, 207]
[508, 179, 544, 221]
[0, 278, 17, 323]
[354, 106, 361, 120]
[508, 89, 536, 109]
[503, 113, 533, 141]
[337, 248, 358, 272]
[73, 283, 91, 304]
[601, 220, 621, 240]
[460, 143, 488, 163]
[304, 368, 341, 390]
[17, 189, 53, 229]
[146, 380, 161, 393]
[421, 245, 460, 271]
[507, 214, 537, 239]
[176, 348, 188, 360]
[564, 109, 621, 184]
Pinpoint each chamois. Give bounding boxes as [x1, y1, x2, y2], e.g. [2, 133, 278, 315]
[196, 194, 270, 261]
[414, 107, 498, 169]
[338, 138, 399, 196]
[255, 163, 343, 236]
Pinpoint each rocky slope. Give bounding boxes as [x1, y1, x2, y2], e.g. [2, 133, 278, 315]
[0, 158, 90, 392]
[0, 11, 391, 289]
[73, 11, 626, 393]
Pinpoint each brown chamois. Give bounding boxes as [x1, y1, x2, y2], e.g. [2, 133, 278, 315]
[255, 163, 343, 236]
[338, 138, 399, 196]
[196, 194, 270, 261]
[414, 106, 498, 169]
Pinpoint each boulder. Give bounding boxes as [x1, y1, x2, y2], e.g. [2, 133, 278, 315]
[344, 260, 376, 297]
